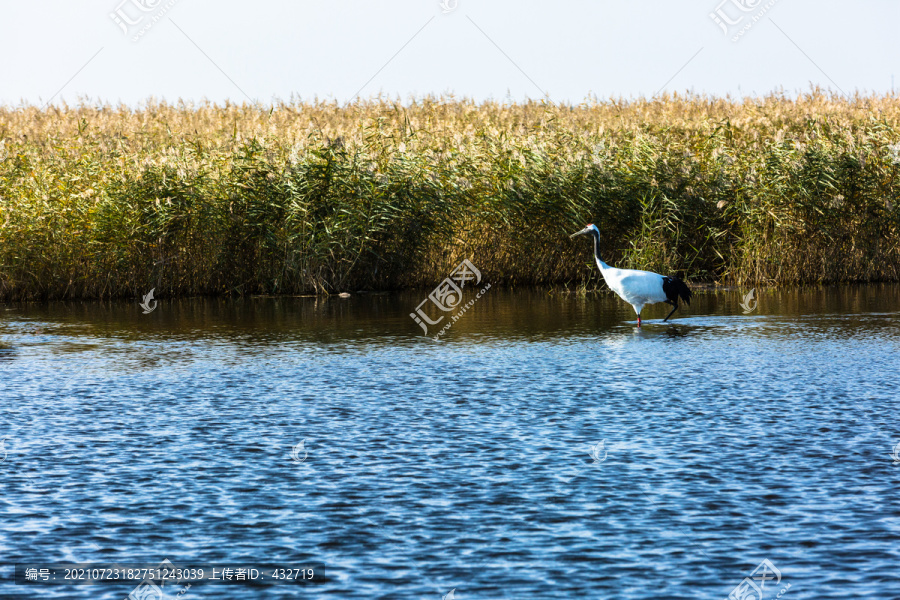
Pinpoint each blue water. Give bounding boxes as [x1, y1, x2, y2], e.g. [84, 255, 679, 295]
[1, 287, 899, 599]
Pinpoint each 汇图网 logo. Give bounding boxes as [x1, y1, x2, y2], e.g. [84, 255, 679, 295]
[410, 259, 491, 339]
[140, 289, 157, 314]
[291, 440, 308, 464]
[740, 288, 758, 314]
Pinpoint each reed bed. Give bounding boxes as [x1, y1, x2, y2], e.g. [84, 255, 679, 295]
[1, 91, 899, 300]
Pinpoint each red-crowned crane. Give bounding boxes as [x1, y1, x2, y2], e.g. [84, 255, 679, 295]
[570, 224, 692, 326]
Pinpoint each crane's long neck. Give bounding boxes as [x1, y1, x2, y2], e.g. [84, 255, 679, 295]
[590, 230, 610, 271]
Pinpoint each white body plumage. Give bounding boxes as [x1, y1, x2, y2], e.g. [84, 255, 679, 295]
[595, 264, 668, 317]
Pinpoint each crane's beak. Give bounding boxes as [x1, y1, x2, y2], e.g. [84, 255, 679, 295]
[570, 227, 588, 239]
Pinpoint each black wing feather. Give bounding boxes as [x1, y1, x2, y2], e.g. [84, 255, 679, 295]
[662, 276, 692, 306]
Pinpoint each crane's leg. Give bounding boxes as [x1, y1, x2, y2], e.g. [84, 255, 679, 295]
[637, 314, 642, 327]
[663, 300, 678, 322]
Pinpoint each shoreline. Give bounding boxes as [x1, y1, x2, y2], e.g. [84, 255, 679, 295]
[2, 281, 899, 306]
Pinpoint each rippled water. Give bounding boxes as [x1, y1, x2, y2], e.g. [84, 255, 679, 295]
[1, 286, 899, 599]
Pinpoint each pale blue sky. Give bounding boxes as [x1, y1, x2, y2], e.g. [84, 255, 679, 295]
[0, 0, 897, 106]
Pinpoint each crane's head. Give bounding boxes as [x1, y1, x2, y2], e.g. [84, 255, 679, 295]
[570, 224, 599, 239]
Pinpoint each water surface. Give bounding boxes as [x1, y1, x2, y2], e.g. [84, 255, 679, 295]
[1, 286, 899, 599]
